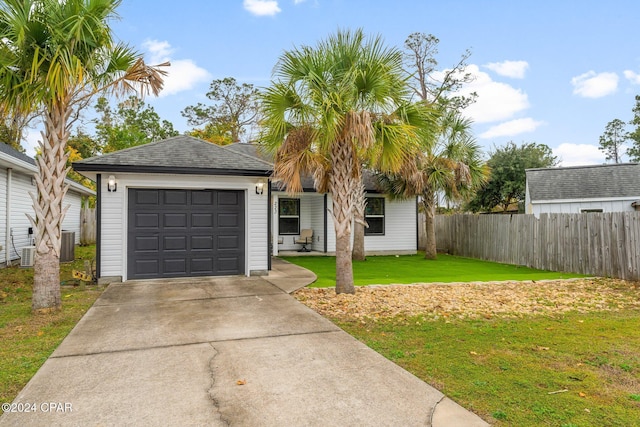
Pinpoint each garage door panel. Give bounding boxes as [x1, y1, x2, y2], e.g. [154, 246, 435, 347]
[135, 190, 159, 205]
[192, 235, 213, 250]
[134, 236, 159, 251]
[218, 213, 239, 227]
[217, 235, 240, 249]
[128, 189, 245, 279]
[135, 213, 159, 228]
[163, 259, 187, 275]
[134, 260, 160, 276]
[192, 191, 214, 205]
[192, 213, 213, 227]
[217, 257, 240, 273]
[164, 213, 187, 228]
[164, 190, 187, 205]
[191, 258, 214, 274]
[217, 192, 239, 206]
[164, 236, 187, 251]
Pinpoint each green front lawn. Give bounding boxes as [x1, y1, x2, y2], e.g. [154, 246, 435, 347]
[281, 253, 586, 287]
[337, 310, 640, 426]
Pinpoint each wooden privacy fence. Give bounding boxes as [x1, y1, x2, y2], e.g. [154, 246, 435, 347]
[434, 213, 640, 281]
[80, 206, 96, 245]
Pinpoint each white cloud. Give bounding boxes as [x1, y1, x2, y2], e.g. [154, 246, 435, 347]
[293, 0, 307, 3]
[142, 39, 211, 97]
[554, 143, 605, 167]
[243, 0, 281, 16]
[623, 70, 640, 85]
[455, 64, 530, 123]
[484, 60, 529, 79]
[571, 71, 618, 98]
[479, 118, 544, 139]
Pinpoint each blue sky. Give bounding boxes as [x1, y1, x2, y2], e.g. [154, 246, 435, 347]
[25, 0, 640, 166]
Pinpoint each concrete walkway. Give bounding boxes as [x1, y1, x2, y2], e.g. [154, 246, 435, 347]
[1, 259, 488, 427]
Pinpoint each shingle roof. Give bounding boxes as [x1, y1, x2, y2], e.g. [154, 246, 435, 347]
[73, 136, 272, 176]
[223, 142, 382, 192]
[526, 163, 640, 201]
[0, 142, 35, 166]
[0, 142, 95, 196]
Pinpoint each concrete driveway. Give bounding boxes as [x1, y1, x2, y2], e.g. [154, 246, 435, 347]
[1, 260, 488, 427]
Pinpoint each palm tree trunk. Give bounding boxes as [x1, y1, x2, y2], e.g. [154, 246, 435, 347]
[423, 192, 437, 260]
[30, 104, 70, 312]
[352, 180, 367, 261]
[330, 140, 355, 294]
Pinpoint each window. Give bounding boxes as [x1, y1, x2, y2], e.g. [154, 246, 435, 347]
[279, 198, 300, 235]
[365, 197, 385, 235]
[581, 209, 603, 213]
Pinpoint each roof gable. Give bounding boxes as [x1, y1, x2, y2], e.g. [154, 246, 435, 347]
[526, 163, 640, 201]
[73, 136, 272, 176]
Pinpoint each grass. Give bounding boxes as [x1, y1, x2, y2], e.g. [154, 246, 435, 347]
[0, 245, 102, 408]
[335, 310, 640, 426]
[281, 252, 587, 287]
[288, 252, 639, 425]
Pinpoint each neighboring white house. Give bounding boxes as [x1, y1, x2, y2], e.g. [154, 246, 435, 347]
[525, 163, 640, 217]
[73, 138, 418, 283]
[0, 142, 95, 267]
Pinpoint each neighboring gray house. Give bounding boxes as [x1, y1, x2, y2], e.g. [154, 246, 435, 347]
[0, 142, 95, 267]
[525, 163, 640, 217]
[73, 137, 418, 283]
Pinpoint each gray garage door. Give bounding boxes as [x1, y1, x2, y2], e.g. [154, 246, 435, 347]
[127, 189, 245, 280]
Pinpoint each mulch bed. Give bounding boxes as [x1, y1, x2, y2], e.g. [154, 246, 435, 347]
[294, 278, 640, 321]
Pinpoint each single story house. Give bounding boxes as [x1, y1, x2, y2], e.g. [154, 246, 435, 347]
[525, 163, 640, 217]
[0, 142, 95, 267]
[73, 137, 418, 283]
[225, 143, 418, 257]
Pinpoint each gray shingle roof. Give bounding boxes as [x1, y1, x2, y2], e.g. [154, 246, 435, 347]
[73, 136, 272, 176]
[223, 142, 381, 192]
[0, 142, 35, 166]
[526, 163, 640, 201]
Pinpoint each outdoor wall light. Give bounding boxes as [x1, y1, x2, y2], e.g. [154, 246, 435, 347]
[107, 175, 117, 192]
[255, 182, 264, 195]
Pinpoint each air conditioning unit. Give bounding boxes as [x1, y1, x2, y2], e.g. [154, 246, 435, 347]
[20, 246, 36, 268]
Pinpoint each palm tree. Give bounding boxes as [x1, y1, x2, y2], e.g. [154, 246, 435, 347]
[377, 110, 489, 259]
[260, 29, 428, 294]
[0, 0, 167, 312]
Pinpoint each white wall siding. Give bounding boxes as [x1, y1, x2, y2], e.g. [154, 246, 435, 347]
[247, 180, 269, 273]
[62, 190, 82, 244]
[531, 198, 637, 217]
[327, 195, 416, 254]
[99, 173, 268, 280]
[0, 168, 6, 263]
[9, 172, 37, 261]
[360, 196, 417, 254]
[309, 195, 325, 251]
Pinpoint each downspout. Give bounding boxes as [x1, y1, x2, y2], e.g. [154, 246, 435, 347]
[5, 168, 11, 265]
[267, 179, 272, 271]
[416, 196, 419, 251]
[323, 193, 328, 253]
[96, 174, 101, 279]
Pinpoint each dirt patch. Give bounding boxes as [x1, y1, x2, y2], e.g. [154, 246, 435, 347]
[294, 278, 640, 321]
